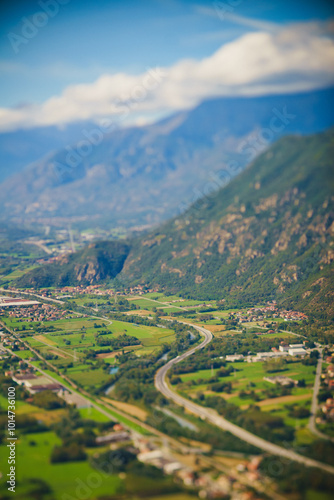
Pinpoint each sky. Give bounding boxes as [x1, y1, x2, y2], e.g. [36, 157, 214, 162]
[0, 0, 334, 132]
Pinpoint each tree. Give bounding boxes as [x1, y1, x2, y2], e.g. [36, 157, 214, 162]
[32, 390, 66, 410]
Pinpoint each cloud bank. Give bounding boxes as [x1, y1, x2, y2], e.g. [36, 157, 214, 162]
[1, 21, 334, 132]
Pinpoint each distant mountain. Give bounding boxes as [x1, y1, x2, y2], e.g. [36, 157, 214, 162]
[15, 241, 130, 288]
[121, 129, 334, 315]
[0, 122, 98, 183]
[1, 87, 334, 229]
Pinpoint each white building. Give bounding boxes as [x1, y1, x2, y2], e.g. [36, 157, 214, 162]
[288, 348, 306, 356]
[226, 354, 244, 362]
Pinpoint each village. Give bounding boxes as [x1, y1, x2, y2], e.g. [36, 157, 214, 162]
[0, 298, 74, 323]
[233, 304, 308, 323]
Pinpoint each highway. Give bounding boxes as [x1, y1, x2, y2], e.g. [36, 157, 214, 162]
[4, 286, 334, 472]
[155, 323, 334, 475]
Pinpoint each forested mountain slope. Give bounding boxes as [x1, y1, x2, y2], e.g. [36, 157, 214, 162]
[121, 130, 334, 315]
[16, 241, 130, 288]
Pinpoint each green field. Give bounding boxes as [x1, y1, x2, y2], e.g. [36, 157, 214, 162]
[71, 296, 112, 306]
[66, 365, 108, 386]
[128, 297, 164, 310]
[178, 360, 316, 428]
[128, 294, 218, 312]
[0, 394, 41, 415]
[22, 317, 175, 359]
[9, 315, 176, 397]
[78, 407, 110, 422]
[0, 431, 123, 500]
[14, 349, 34, 359]
[180, 360, 315, 388]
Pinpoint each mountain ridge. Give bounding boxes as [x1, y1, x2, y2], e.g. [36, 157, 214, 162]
[120, 128, 334, 315]
[15, 241, 130, 288]
[1, 87, 334, 229]
[14, 128, 334, 317]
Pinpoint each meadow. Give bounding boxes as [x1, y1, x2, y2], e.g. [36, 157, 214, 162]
[15, 316, 176, 359]
[0, 430, 123, 500]
[178, 360, 316, 430]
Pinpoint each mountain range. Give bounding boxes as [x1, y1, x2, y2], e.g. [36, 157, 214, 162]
[16, 128, 334, 316]
[120, 129, 334, 315]
[1, 87, 334, 230]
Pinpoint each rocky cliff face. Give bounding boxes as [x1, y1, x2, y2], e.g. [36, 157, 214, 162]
[15, 241, 130, 288]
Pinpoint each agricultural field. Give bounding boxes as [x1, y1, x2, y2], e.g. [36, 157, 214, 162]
[10, 315, 176, 390]
[70, 295, 112, 307]
[78, 407, 110, 422]
[0, 430, 123, 500]
[12, 316, 175, 354]
[128, 294, 217, 311]
[14, 349, 34, 359]
[65, 364, 108, 387]
[177, 360, 316, 430]
[0, 264, 39, 283]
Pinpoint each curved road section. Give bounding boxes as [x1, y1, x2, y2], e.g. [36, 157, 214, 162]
[155, 324, 334, 475]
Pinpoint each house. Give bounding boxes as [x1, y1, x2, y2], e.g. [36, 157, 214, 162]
[113, 424, 124, 431]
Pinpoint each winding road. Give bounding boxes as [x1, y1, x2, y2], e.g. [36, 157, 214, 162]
[155, 323, 334, 475]
[4, 287, 334, 472]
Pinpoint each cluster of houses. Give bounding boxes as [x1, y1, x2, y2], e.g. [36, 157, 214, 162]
[318, 358, 334, 424]
[322, 358, 334, 391]
[132, 436, 263, 499]
[319, 398, 334, 423]
[234, 304, 308, 324]
[224, 342, 308, 364]
[4, 302, 72, 323]
[0, 330, 26, 352]
[7, 283, 160, 300]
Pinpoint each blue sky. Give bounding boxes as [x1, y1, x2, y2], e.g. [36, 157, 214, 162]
[0, 0, 333, 130]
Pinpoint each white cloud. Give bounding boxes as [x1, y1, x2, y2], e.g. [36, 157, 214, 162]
[1, 20, 334, 132]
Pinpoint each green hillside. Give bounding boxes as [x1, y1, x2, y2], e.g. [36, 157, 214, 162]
[15, 240, 130, 288]
[121, 130, 334, 315]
